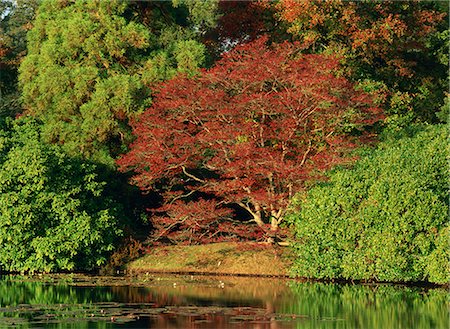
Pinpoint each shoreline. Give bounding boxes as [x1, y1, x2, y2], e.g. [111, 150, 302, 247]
[1, 271, 446, 290]
[123, 242, 448, 289]
[1, 242, 446, 289]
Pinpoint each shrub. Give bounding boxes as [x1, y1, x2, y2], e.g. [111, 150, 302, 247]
[0, 117, 122, 273]
[288, 125, 449, 283]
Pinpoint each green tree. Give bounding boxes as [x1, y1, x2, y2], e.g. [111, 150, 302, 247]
[0, 116, 123, 273]
[19, 0, 217, 166]
[288, 125, 449, 284]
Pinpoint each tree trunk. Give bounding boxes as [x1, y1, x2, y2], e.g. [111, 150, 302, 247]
[270, 216, 278, 232]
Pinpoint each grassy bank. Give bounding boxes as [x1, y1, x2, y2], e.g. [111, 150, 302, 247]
[126, 242, 293, 277]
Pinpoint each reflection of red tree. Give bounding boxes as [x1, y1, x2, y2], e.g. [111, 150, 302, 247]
[110, 283, 294, 328]
[151, 310, 287, 329]
[111, 276, 292, 304]
[111, 286, 186, 305]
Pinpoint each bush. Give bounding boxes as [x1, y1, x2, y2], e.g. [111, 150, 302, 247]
[0, 117, 122, 273]
[288, 125, 449, 283]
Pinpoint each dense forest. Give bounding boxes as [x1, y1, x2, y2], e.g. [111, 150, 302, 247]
[0, 0, 448, 283]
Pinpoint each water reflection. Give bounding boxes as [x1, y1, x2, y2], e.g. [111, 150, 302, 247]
[0, 274, 447, 329]
[285, 282, 449, 329]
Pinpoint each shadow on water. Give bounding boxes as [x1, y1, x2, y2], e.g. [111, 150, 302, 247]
[0, 274, 447, 329]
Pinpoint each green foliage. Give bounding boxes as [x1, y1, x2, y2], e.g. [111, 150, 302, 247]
[172, 0, 218, 29]
[19, 0, 214, 165]
[288, 124, 449, 283]
[0, 117, 122, 273]
[436, 94, 449, 123]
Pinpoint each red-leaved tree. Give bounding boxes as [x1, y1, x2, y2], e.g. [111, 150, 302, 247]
[118, 37, 383, 243]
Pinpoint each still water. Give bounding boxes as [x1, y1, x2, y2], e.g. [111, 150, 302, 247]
[0, 274, 447, 329]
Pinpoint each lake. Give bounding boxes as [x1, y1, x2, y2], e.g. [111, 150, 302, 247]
[0, 274, 447, 329]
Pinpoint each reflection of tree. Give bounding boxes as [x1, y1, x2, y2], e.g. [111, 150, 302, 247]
[1, 275, 446, 329]
[111, 276, 293, 307]
[0, 277, 115, 329]
[284, 282, 448, 329]
[148, 308, 288, 329]
[0, 277, 114, 306]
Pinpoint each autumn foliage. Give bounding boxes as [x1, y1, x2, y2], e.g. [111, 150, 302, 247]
[276, 0, 448, 123]
[118, 36, 383, 243]
[118, 37, 385, 243]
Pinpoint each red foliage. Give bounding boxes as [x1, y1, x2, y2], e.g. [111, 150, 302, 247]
[118, 37, 383, 243]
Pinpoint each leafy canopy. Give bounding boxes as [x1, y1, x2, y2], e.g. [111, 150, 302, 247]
[19, 0, 216, 165]
[276, 0, 449, 124]
[118, 37, 383, 242]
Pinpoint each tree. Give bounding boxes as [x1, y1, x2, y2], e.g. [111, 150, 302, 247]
[19, 0, 217, 166]
[118, 37, 383, 242]
[288, 125, 449, 284]
[275, 0, 448, 124]
[0, 117, 122, 273]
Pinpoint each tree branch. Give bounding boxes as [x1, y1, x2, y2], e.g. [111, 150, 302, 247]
[182, 166, 206, 183]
